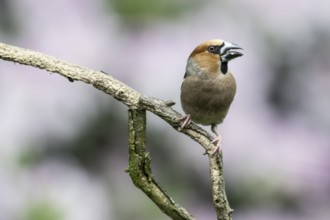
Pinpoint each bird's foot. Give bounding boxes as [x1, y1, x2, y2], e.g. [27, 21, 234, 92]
[204, 135, 222, 156]
[178, 114, 191, 131]
[210, 136, 222, 155]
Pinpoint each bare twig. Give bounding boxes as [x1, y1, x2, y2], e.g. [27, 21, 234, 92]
[128, 109, 195, 220]
[0, 42, 233, 220]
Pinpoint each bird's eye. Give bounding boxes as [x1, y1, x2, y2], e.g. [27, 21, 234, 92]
[208, 46, 216, 52]
[208, 46, 220, 54]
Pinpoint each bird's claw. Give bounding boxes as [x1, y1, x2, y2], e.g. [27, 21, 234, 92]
[178, 114, 191, 131]
[204, 135, 222, 156]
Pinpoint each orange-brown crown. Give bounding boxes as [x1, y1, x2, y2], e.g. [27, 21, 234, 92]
[187, 39, 242, 76]
[188, 39, 225, 75]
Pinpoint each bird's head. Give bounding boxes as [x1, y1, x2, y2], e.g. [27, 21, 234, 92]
[186, 39, 243, 76]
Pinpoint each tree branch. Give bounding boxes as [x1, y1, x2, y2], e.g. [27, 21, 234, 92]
[0, 42, 233, 220]
[128, 109, 195, 220]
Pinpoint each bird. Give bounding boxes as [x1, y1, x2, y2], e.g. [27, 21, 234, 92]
[180, 39, 243, 155]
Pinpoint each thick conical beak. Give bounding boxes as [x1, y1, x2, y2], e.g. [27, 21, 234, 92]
[220, 41, 243, 62]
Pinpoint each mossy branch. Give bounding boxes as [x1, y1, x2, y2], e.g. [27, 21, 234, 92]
[128, 109, 195, 220]
[0, 42, 233, 220]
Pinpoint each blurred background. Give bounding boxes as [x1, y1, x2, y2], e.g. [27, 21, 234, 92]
[0, 0, 329, 219]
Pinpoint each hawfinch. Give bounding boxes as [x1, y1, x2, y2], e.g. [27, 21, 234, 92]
[180, 39, 243, 154]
